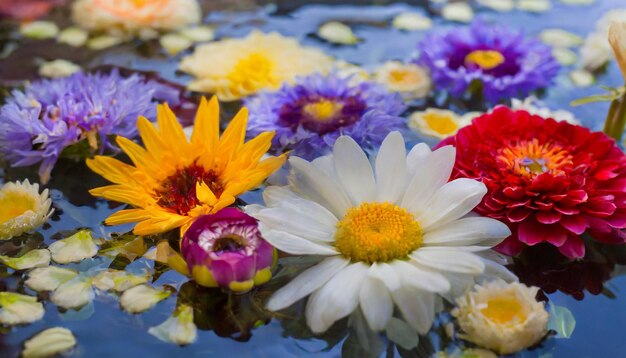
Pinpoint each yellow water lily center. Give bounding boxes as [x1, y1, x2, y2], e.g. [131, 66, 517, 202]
[0, 180, 53, 240]
[87, 97, 287, 236]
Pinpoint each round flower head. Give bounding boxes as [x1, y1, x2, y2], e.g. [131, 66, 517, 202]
[248, 132, 512, 334]
[245, 73, 407, 159]
[452, 280, 549, 355]
[0, 180, 53, 240]
[181, 208, 275, 293]
[438, 107, 626, 259]
[0, 69, 180, 183]
[179, 31, 335, 101]
[416, 21, 559, 103]
[373, 61, 432, 100]
[87, 97, 287, 236]
[71, 0, 201, 37]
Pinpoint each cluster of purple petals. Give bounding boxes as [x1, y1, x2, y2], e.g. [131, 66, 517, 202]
[181, 208, 274, 289]
[0, 69, 179, 182]
[244, 73, 407, 160]
[415, 21, 559, 104]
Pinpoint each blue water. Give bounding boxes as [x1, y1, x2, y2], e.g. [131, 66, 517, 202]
[2, 1, 626, 357]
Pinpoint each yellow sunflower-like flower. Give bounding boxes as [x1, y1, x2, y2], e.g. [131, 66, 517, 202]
[0, 180, 53, 240]
[179, 31, 335, 101]
[87, 97, 287, 236]
[452, 279, 549, 355]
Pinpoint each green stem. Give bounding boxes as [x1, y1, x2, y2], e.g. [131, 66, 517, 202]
[605, 93, 626, 141]
[603, 98, 620, 134]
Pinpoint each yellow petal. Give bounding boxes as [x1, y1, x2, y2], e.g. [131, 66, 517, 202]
[191, 97, 220, 152]
[89, 185, 151, 206]
[157, 104, 188, 151]
[116, 136, 157, 174]
[137, 116, 166, 160]
[133, 216, 189, 236]
[86, 156, 136, 185]
[195, 181, 217, 205]
[219, 106, 248, 157]
[104, 209, 152, 225]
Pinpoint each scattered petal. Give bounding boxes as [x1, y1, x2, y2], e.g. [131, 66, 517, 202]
[57, 27, 89, 47]
[120, 284, 172, 313]
[547, 304, 576, 338]
[318, 22, 359, 45]
[160, 33, 193, 56]
[552, 47, 578, 65]
[560, 0, 595, 3]
[539, 29, 583, 48]
[92, 269, 150, 292]
[517, 0, 551, 12]
[392, 12, 432, 31]
[20, 21, 59, 39]
[441, 3, 474, 23]
[87, 35, 123, 50]
[569, 69, 595, 87]
[0, 249, 50, 270]
[178, 26, 215, 43]
[51, 276, 94, 309]
[22, 327, 76, 358]
[39, 59, 82, 79]
[0, 292, 44, 325]
[476, 0, 515, 12]
[49, 230, 98, 264]
[26, 266, 78, 292]
[148, 304, 197, 345]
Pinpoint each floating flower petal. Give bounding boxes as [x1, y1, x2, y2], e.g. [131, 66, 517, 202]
[0, 180, 52, 239]
[92, 269, 150, 292]
[26, 266, 78, 292]
[0, 292, 44, 325]
[120, 284, 171, 313]
[49, 230, 98, 264]
[50, 276, 95, 309]
[22, 327, 76, 358]
[0, 249, 50, 270]
[148, 304, 197, 345]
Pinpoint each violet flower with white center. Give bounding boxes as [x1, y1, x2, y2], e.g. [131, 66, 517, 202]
[244, 73, 407, 160]
[0, 69, 180, 183]
[181, 208, 275, 293]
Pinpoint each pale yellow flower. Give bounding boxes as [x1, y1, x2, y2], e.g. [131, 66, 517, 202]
[609, 21, 626, 82]
[452, 280, 549, 355]
[0, 180, 53, 240]
[408, 108, 478, 139]
[179, 31, 334, 101]
[373, 61, 432, 100]
[72, 0, 201, 37]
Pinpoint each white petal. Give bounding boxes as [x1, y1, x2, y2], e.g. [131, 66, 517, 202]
[254, 207, 335, 243]
[333, 136, 376, 204]
[391, 260, 450, 293]
[390, 286, 435, 334]
[262, 186, 301, 207]
[49, 230, 98, 264]
[422, 217, 510, 247]
[375, 132, 407, 203]
[120, 284, 172, 314]
[267, 256, 349, 311]
[305, 262, 368, 333]
[148, 304, 197, 345]
[51, 276, 94, 309]
[311, 155, 335, 177]
[416, 178, 487, 230]
[368, 262, 401, 291]
[359, 276, 393, 331]
[288, 157, 353, 217]
[22, 327, 76, 358]
[0, 249, 50, 270]
[385, 317, 419, 350]
[401, 146, 456, 214]
[410, 248, 485, 275]
[406, 143, 431, 176]
[26, 266, 78, 292]
[0, 292, 44, 325]
[262, 230, 338, 255]
[92, 270, 150, 292]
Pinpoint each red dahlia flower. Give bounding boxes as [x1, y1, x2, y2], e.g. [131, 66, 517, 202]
[438, 107, 626, 259]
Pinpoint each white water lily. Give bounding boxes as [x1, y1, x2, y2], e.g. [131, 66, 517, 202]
[51, 276, 95, 309]
[510, 97, 580, 124]
[49, 230, 98, 264]
[120, 284, 172, 313]
[92, 269, 150, 292]
[149, 304, 197, 345]
[580, 9, 626, 71]
[391, 12, 432, 31]
[0, 180, 53, 240]
[0, 249, 50, 270]
[373, 61, 432, 100]
[249, 132, 513, 334]
[22, 327, 76, 358]
[452, 280, 549, 355]
[0, 292, 44, 325]
[317, 22, 359, 45]
[26, 266, 78, 292]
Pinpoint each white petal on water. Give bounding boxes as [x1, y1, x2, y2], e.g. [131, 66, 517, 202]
[87, 35, 123, 50]
[120, 284, 172, 314]
[20, 21, 59, 39]
[160, 33, 193, 56]
[92, 270, 150, 292]
[49, 230, 98, 264]
[39, 59, 82, 79]
[441, 3, 474, 23]
[51, 276, 94, 309]
[476, 0, 515, 12]
[0, 249, 50, 270]
[569, 69, 595, 87]
[552, 47, 578, 65]
[318, 22, 359, 45]
[0, 292, 44, 325]
[517, 0, 551, 12]
[392, 12, 433, 31]
[57, 27, 88, 47]
[26, 266, 78, 292]
[148, 304, 197, 345]
[539, 29, 583, 48]
[22, 327, 76, 358]
[178, 26, 215, 43]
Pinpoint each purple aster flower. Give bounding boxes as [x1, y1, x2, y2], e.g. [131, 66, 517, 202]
[0, 69, 180, 183]
[244, 73, 407, 159]
[181, 208, 275, 293]
[415, 21, 559, 104]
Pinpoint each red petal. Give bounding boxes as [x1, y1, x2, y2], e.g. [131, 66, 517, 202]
[536, 211, 562, 224]
[557, 235, 585, 259]
[559, 215, 588, 234]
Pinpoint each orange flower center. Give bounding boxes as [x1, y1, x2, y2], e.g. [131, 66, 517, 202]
[497, 139, 572, 178]
[155, 164, 223, 215]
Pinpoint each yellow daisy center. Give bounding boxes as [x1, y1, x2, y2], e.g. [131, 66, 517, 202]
[481, 296, 528, 324]
[334, 202, 423, 264]
[0, 191, 36, 224]
[465, 50, 505, 70]
[227, 53, 277, 93]
[422, 112, 459, 135]
[497, 139, 573, 178]
[389, 68, 421, 85]
[302, 100, 344, 122]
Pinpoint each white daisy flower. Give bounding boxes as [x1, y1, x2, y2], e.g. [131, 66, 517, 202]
[249, 132, 513, 334]
[452, 280, 549, 355]
[509, 97, 580, 125]
[0, 180, 53, 240]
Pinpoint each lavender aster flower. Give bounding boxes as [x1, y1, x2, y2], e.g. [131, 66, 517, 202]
[0, 69, 179, 183]
[181, 208, 275, 293]
[416, 21, 559, 104]
[244, 73, 407, 159]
